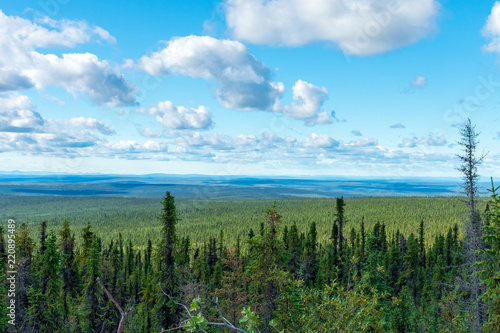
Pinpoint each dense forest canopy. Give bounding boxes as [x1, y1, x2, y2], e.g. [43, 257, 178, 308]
[0, 185, 498, 332]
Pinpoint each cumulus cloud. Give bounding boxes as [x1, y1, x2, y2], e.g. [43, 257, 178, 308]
[171, 131, 299, 156]
[138, 127, 163, 138]
[2, 13, 116, 49]
[390, 122, 406, 129]
[67, 117, 115, 135]
[398, 137, 417, 148]
[482, 2, 500, 53]
[0, 94, 44, 132]
[138, 35, 281, 110]
[302, 133, 339, 148]
[398, 134, 447, 148]
[411, 76, 428, 87]
[174, 131, 235, 151]
[137, 36, 331, 125]
[273, 80, 331, 125]
[0, 69, 34, 92]
[0, 10, 136, 107]
[25, 53, 136, 107]
[346, 138, 378, 147]
[224, 0, 440, 55]
[0, 94, 115, 154]
[418, 135, 447, 146]
[137, 101, 212, 130]
[101, 140, 167, 155]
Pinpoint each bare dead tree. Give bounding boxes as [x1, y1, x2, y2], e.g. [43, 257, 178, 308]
[96, 277, 131, 333]
[456, 118, 487, 331]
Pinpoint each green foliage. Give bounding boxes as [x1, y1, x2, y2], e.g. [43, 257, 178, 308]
[287, 276, 385, 332]
[0, 196, 478, 250]
[0, 193, 494, 332]
[477, 178, 500, 332]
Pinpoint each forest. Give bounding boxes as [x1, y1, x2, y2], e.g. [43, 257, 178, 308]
[0, 186, 498, 333]
[1, 122, 500, 332]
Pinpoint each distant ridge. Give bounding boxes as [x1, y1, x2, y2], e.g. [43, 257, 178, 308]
[0, 173, 488, 199]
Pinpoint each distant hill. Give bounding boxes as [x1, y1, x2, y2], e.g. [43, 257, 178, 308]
[0, 173, 490, 198]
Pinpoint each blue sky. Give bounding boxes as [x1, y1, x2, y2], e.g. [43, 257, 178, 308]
[0, 0, 499, 177]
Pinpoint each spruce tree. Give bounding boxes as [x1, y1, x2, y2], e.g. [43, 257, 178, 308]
[288, 223, 300, 276]
[478, 179, 500, 331]
[154, 191, 179, 330]
[29, 232, 63, 331]
[456, 118, 487, 328]
[303, 222, 318, 286]
[246, 204, 286, 327]
[58, 220, 78, 323]
[336, 197, 346, 260]
[419, 220, 426, 268]
[79, 234, 103, 332]
[16, 223, 35, 331]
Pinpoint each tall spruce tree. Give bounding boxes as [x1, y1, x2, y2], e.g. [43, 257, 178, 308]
[336, 197, 346, 260]
[288, 223, 300, 276]
[29, 232, 63, 332]
[457, 118, 487, 328]
[155, 191, 179, 330]
[16, 223, 35, 331]
[246, 204, 286, 329]
[58, 220, 78, 322]
[303, 222, 318, 286]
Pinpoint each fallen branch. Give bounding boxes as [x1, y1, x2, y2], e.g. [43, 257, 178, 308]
[96, 277, 130, 333]
[159, 288, 253, 333]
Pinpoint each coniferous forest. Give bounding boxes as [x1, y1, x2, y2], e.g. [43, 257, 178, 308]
[1, 186, 499, 333]
[1, 122, 500, 333]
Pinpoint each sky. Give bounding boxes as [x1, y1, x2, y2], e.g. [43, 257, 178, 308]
[0, 0, 499, 178]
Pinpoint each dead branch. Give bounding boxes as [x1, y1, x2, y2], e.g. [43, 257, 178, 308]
[159, 289, 252, 333]
[96, 277, 130, 333]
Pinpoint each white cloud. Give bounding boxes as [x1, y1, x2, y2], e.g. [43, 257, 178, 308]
[482, 2, 500, 53]
[68, 117, 115, 135]
[0, 94, 115, 154]
[25, 53, 136, 107]
[224, 0, 439, 55]
[138, 35, 282, 111]
[347, 138, 378, 147]
[302, 133, 339, 148]
[137, 36, 331, 125]
[137, 101, 212, 130]
[274, 80, 331, 125]
[174, 131, 235, 151]
[411, 76, 428, 87]
[418, 135, 447, 146]
[0, 10, 136, 107]
[0, 94, 44, 132]
[0, 69, 34, 92]
[0, 11, 115, 49]
[102, 140, 167, 155]
[398, 137, 417, 148]
[398, 134, 447, 148]
[139, 127, 163, 138]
